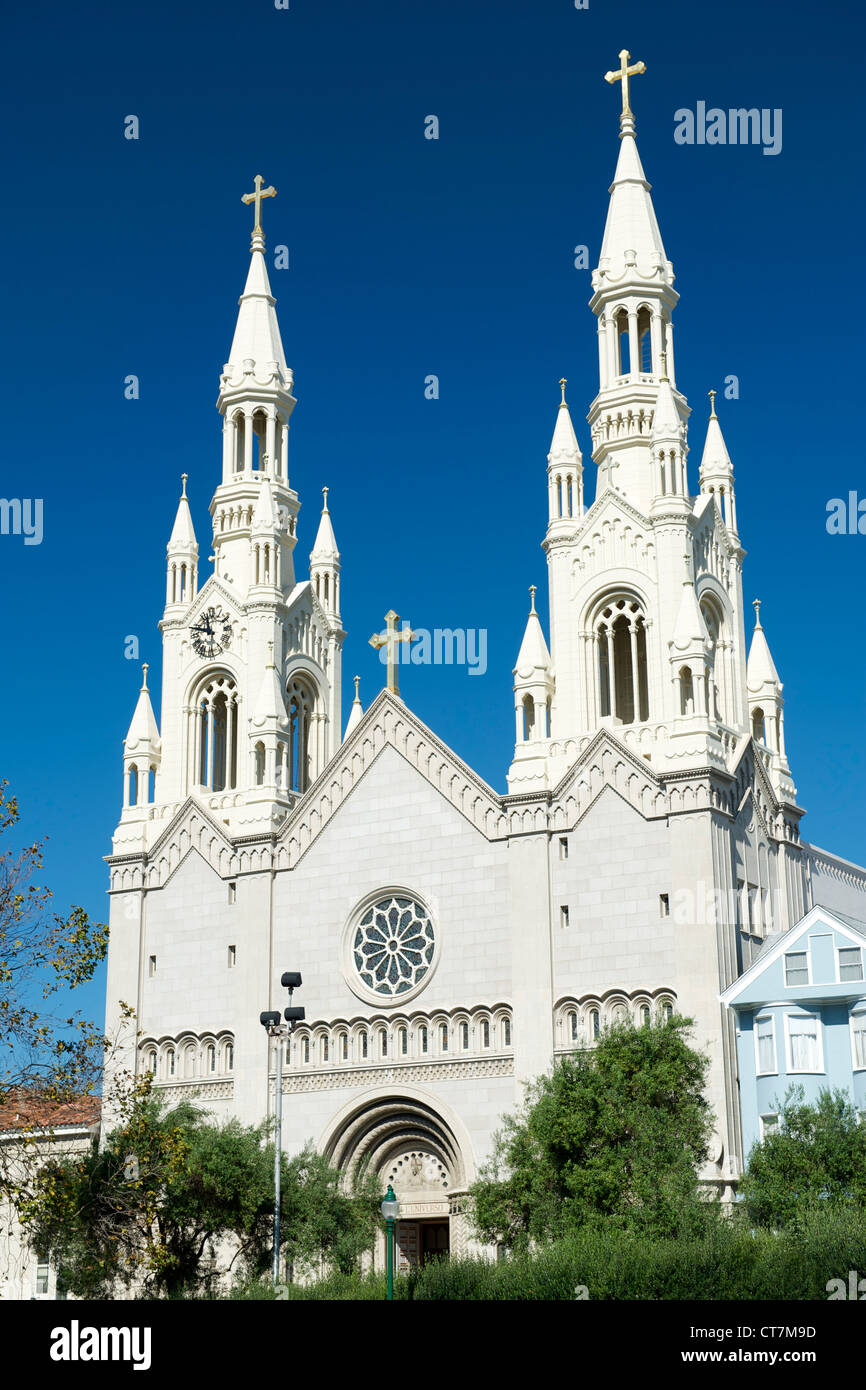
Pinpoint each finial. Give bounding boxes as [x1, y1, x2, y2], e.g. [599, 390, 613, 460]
[241, 174, 277, 251]
[141, 662, 149, 692]
[529, 584, 537, 615]
[604, 48, 646, 137]
[753, 599, 762, 629]
[708, 389, 717, 420]
[659, 350, 668, 383]
[353, 674, 361, 701]
[267, 640, 275, 669]
[322, 486, 329, 512]
[559, 378, 568, 408]
[180, 473, 188, 500]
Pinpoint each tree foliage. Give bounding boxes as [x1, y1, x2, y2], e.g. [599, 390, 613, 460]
[19, 1078, 381, 1296]
[470, 1016, 714, 1247]
[739, 1087, 866, 1229]
[0, 781, 109, 1164]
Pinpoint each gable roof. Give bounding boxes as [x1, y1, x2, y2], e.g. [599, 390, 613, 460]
[720, 904, 866, 1007]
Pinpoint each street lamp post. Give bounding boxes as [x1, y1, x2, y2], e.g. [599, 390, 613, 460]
[260, 970, 304, 1286]
[380, 1184, 399, 1300]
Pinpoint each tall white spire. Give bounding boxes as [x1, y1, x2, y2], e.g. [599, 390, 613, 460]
[212, 175, 300, 595]
[547, 380, 583, 528]
[165, 474, 198, 609]
[310, 487, 341, 622]
[588, 50, 683, 516]
[699, 392, 738, 536]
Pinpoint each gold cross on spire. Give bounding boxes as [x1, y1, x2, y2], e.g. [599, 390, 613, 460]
[604, 48, 646, 127]
[241, 174, 277, 242]
[369, 609, 417, 697]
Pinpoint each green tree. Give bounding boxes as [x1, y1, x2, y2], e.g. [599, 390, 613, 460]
[470, 1015, 714, 1247]
[739, 1087, 866, 1229]
[20, 1081, 381, 1297]
[0, 781, 109, 1194]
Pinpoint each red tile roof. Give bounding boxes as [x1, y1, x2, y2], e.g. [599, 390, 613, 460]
[0, 1088, 101, 1134]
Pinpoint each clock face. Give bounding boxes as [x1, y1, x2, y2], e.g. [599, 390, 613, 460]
[190, 607, 233, 659]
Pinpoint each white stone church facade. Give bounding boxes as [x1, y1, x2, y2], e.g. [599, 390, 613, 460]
[103, 69, 866, 1267]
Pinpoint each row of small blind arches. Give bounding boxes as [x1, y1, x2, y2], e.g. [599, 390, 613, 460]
[292, 1016, 511, 1065]
[566, 999, 674, 1043]
[143, 1040, 233, 1079]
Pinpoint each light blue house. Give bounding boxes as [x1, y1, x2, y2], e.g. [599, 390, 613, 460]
[721, 905, 866, 1161]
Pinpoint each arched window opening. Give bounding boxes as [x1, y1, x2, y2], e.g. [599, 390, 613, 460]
[252, 410, 268, 471]
[324, 574, 330, 604]
[569, 1010, 578, 1042]
[224, 1042, 234, 1072]
[596, 597, 649, 724]
[127, 765, 138, 807]
[504, 1017, 511, 1046]
[419, 1025, 428, 1055]
[637, 306, 652, 372]
[321, 1036, 329, 1064]
[440, 1023, 448, 1053]
[359, 1030, 368, 1060]
[183, 1043, 196, 1078]
[555, 474, 563, 518]
[234, 413, 246, 472]
[379, 1028, 387, 1058]
[614, 308, 630, 375]
[399, 1027, 408, 1056]
[207, 1045, 216, 1074]
[341, 1033, 348, 1061]
[641, 1005, 651, 1027]
[254, 741, 266, 787]
[165, 1047, 175, 1079]
[680, 666, 694, 716]
[196, 676, 238, 793]
[302, 1037, 310, 1064]
[589, 1008, 600, 1041]
[274, 417, 283, 477]
[752, 707, 766, 744]
[145, 1050, 157, 1075]
[147, 766, 156, 803]
[611, 1003, 628, 1027]
[482, 1019, 490, 1049]
[286, 674, 319, 793]
[522, 693, 536, 742]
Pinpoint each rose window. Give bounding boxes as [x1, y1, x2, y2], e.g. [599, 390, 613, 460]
[353, 896, 435, 997]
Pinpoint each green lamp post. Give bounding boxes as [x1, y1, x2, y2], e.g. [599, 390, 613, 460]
[380, 1184, 399, 1300]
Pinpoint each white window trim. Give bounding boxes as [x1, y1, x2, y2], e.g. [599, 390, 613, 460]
[753, 1013, 777, 1075]
[759, 1113, 779, 1141]
[850, 1007, 866, 1072]
[783, 949, 811, 988]
[783, 1010, 824, 1074]
[837, 944, 864, 985]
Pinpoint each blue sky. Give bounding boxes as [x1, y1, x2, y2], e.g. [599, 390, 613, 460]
[1, 0, 864, 1029]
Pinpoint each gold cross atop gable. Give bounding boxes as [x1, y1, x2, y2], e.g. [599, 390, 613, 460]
[604, 49, 646, 119]
[241, 174, 277, 235]
[369, 609, 417, 697]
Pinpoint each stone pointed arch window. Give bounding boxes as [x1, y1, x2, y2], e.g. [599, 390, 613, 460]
[752, 707, 766, 744]
[595, 595, 649, 725]
[679, 665, 694, 716]
[194, 674, 238, 793]
[286, 672, 321, 793]
[637, 305, 653, 373]
[614, 307, 630, 376]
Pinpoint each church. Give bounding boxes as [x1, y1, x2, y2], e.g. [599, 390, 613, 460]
[103, 52, 866, 1270]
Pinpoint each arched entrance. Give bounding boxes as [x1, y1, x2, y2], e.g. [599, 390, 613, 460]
[321, 1091, 473, 1271]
